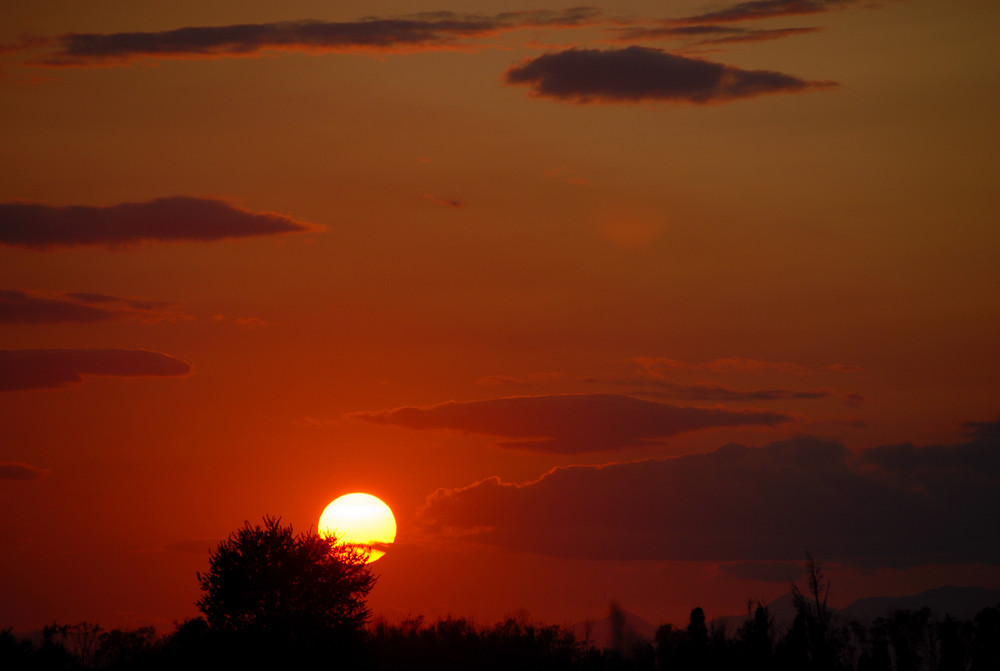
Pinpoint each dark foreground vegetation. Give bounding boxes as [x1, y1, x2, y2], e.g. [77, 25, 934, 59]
[3, 520, 998, 670]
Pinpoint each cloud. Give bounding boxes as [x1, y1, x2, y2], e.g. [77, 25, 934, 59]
[613, 24, 821, 46]
[423, 195, 463, 209]
[30, 8, 602, 66]
[0, 461, 49, 481]
[698, 26, 821, 44]
[623, 380, 832, 402]
[418, 419, 1000, 566]
[0, 348, 191, 391]
[0, 197, 319, 250]
[354, 393, 790, 453]
[671, 0, 863, 25]
[0, 289, 187, 324]
[504, 46, 836, 104]
[630, 356, 858, 376]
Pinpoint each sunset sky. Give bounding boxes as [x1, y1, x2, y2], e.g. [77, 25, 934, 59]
[2, 0, 999, 633]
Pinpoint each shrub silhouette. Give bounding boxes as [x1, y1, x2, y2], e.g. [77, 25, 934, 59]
[196, 515, 375, 648]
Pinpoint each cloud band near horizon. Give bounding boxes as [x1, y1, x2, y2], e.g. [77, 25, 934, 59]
[504, 46, 836, 104]
[0, 197, 318, 249]
[354, 393, 790, 453]
[418, 419, 1000, 566]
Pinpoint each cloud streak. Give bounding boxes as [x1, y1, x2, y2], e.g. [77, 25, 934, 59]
[504, 46, 835, 104]
[418, 419, 1000, 566]
[630, 356, 859, 376]
[614, 24, 821, 46]
[0, 461, 49, 481]
[354, 393, 790, 453]
[621, 380, 832, 402]
[0, 349, 191, 391]
[0, 289, 187, 324]
[0, 197, 318, 250]
[30, 8, 602, 66]
[672, 0, 864, 25]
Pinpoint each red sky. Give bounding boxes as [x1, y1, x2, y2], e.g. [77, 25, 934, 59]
[2, 0, 999, 633]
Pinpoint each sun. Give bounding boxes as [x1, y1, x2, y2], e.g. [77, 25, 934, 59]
[318, 493, 397, 563]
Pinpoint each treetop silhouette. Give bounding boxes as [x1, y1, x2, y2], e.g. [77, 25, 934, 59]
[196, 516, 375, 644]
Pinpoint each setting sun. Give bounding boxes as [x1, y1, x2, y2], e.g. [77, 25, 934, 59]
[319, 493, 397, 563]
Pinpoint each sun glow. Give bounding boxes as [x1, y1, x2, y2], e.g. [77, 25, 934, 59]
[318, 493, 397, 563]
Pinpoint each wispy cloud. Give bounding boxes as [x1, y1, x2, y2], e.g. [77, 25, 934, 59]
[418, 418, 1000, 566]
[617, 380, 832, 402]
[0, 461, 50, 481]
[630, 356, 860, 376]
[0, 196, 319, 250]
[504, 46, 835, 105]
[671, 0, 865, 25]
[614, 24, 821, 46]
[0, 348, 191, 391]
[27, 8, 602, 66]
[354, 393, 789, 453]
[423, 194, 463, 209]
[0, 289, 188, 324]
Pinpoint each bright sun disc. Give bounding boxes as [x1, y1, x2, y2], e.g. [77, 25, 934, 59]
[319, 493, 396, 563]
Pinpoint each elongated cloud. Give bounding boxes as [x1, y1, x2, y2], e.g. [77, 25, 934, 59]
[630, 356, 859, 375]
[615, 24, 821, 45]
[0, 461, 49, 481]
[32, 8, 601, 66]
[354, 393, 789, 453]
[625, 381, 831, 402]
[504, 46, 835, 104]
[0, 197, 317, 250]
[0, 289, 186, 324]
[673, 0, 862, 25]
[0, 349, 191, 391]
[419, 419, 1000, 566]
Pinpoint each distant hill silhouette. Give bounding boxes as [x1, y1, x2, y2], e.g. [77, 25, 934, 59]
[842, 585, 1000, 622]
[713, 585, 1000, 633]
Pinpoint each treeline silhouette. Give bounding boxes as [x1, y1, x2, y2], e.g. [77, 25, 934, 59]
[4, 601, 999, 671]
[2, 520, 998, 670]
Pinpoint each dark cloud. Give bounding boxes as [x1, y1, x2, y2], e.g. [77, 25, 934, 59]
[32, 8, 601, 66]
[0, 289, 186, 324]
[673, 0, 862, 25]
[418, 419, 1000, 566]
[505, 46, 835, 104]
[0, 461, 49, 481]
[0, 197, 318, 250]
[0, 348, 191, 391]
[858, 421, 1000, 517]
[354, 393, 790, 453]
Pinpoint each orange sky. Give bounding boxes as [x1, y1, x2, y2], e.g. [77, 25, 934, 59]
[2, 0, 999, 633]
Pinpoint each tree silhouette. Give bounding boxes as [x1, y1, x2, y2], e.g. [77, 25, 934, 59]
[196, 516, 375, 646]
[789, 553, 840, 670]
